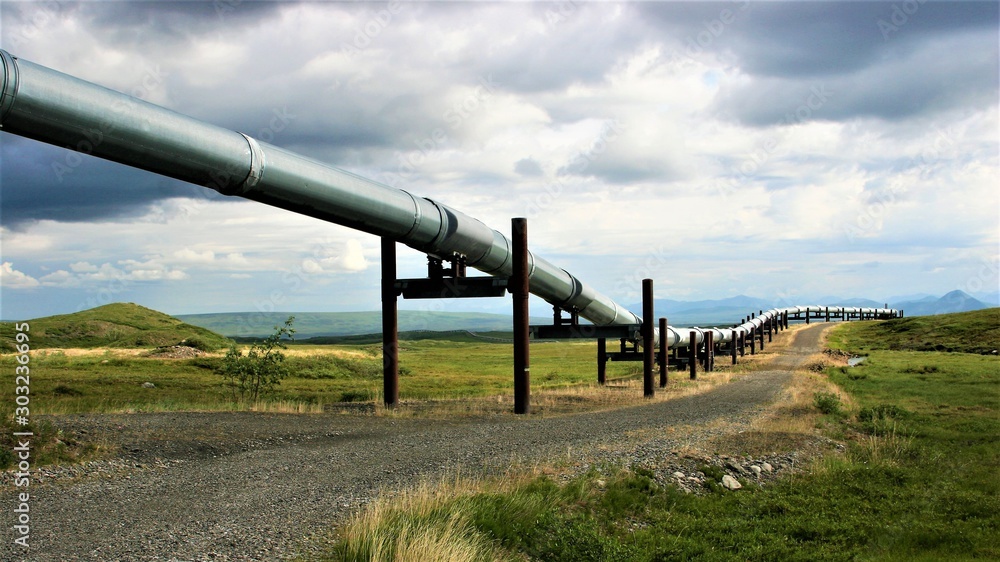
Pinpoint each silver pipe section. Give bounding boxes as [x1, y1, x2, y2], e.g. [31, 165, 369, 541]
[0, 51, 898, 347]
[0, 50, 637, 327]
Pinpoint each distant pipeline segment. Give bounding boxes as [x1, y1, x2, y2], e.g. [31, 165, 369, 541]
[0, 50, 898, 346]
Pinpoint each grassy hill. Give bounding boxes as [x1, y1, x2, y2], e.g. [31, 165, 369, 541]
[828, 308, 1000, 354]
[0, 303, 232, 351]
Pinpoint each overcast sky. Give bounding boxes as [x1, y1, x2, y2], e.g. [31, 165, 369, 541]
[1, 0, 997, 322]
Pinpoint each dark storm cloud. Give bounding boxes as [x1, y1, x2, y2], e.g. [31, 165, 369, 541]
[74, 0, 287, 46]
[0, 137, 224, 228]
[640, 1, 999, 126]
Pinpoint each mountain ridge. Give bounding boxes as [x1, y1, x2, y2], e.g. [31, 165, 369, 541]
[178, 291, 994, 338]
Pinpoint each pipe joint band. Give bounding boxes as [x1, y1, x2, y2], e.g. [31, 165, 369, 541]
[0, 50, 19, 125]
[235, 132, 265, 194]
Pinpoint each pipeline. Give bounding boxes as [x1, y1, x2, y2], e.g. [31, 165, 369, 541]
[669, 305, 897, 348]
[0, 50, 897, 347]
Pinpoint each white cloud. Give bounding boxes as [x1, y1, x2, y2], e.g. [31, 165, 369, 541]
[69, 262, 99, 273]
[0, 1, 996, 319]
[0, 263, 40, 289]
[39, 269, 79, 288]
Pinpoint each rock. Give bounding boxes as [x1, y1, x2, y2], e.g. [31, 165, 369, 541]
[721, 474, 742, 490]
[142, 382, 156, 388]
[750, 465, 762, 477]
[725, 460, 746, 474]
[672, 471, 686, 480]
[761, 462, 773, 473]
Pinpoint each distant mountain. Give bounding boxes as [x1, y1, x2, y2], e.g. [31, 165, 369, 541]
[972, 291, 1000, 306]
[626, 295, 777, 326]
[893, 290, 993, 317]
[829, 298, 886, 308]
[177, 310, 550, 339]
[172, 291, 996, 339]
[888, 292, 937, 303]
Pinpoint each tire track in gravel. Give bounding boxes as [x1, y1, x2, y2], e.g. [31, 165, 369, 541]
[6, 324, 833, 561]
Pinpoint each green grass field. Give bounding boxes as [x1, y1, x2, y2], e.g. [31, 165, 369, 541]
[3, 304, 997, 559]
[317, 310, 1000, 561]
[0, 339, 645, 415]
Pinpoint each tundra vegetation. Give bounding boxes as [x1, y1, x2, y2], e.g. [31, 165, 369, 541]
[313, 309, 999, 561]
[0, 306, 996, 560]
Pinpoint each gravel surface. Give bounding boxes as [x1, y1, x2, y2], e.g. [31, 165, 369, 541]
[4, 324, 832, 561]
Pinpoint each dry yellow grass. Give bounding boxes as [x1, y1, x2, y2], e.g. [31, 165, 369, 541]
[331, 472, 529, 562]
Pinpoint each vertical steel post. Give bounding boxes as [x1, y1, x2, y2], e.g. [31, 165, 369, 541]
[805, 310, 810, 324]
[689, 331, 697, 380]
[739, 330, 746, 356]
[381, 237, 399, 408]
[659, 317, 668, 387]
[512, 218, 530, 414]
[642, 279, 655, 397]
[826, 307, 830, 322]
[767, 317, 773, 342]
[731, 330, 738, 365]
[597, 338, 607, 385]
[759, 322, 765, 351]
[706, 330, 714, 372]
[750, 327, 756, 355]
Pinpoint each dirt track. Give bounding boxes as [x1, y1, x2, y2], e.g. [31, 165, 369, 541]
[5, 324, 831, 561]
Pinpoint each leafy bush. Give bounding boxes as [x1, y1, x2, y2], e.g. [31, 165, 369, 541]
[52, 384, 84, 396]
[813, 391, 843, 415]
[858, 404, 910, 423]
[339, 390, 373, 403]
[181, 337, 220, 352]
[220, 317, 295, 403]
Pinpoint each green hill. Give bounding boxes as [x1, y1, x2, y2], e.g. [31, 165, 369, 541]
[0, 303, 232, 351]
[832, 308, 1000, 354]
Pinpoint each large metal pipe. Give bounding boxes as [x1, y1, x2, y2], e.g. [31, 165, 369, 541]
[0, 50, 898, 347]
[0, 49, 637, 328]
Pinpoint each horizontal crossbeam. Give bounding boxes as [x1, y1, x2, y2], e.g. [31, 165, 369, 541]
[395, 277, 509, 299]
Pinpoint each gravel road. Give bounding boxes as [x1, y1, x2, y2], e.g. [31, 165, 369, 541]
[5, 324, 831, 561]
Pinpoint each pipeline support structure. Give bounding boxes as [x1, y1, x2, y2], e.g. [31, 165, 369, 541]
[0, 50, 901, 410]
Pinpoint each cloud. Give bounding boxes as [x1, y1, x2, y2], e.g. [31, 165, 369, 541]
[514, 158, 544, 177]
[711, 29, 998, 126]
[0, 263, 40, 289]
[300, 239, 370, 275]
[0, 137, 223, 228]
[0, 1, 996, 319]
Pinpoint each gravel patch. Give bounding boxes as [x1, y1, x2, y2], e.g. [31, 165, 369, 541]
[4, 324, 833, 561]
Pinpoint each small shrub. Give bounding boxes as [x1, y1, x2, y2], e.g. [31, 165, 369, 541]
[0, 448, 15, 470]
[182, 337, 216, 352]
[901, 365, 939, 374]
[858, 404, 909, 423]
[813, 392, 843, 415]
[220, 317, 295, 403]
[339, 390, 373, 403]
[52, 384, 84, 396]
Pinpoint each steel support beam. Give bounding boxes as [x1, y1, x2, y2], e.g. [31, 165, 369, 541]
[705, 330, 714, 372]
[381, 237, 399, 408]
[597, 338, 607, 385]
[512, 218, 530, 415]
[731, 330, 738, 365]
[659, 317, 668, 387]
[689, 331, 698, 380]
[642, 279, 655, 397]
